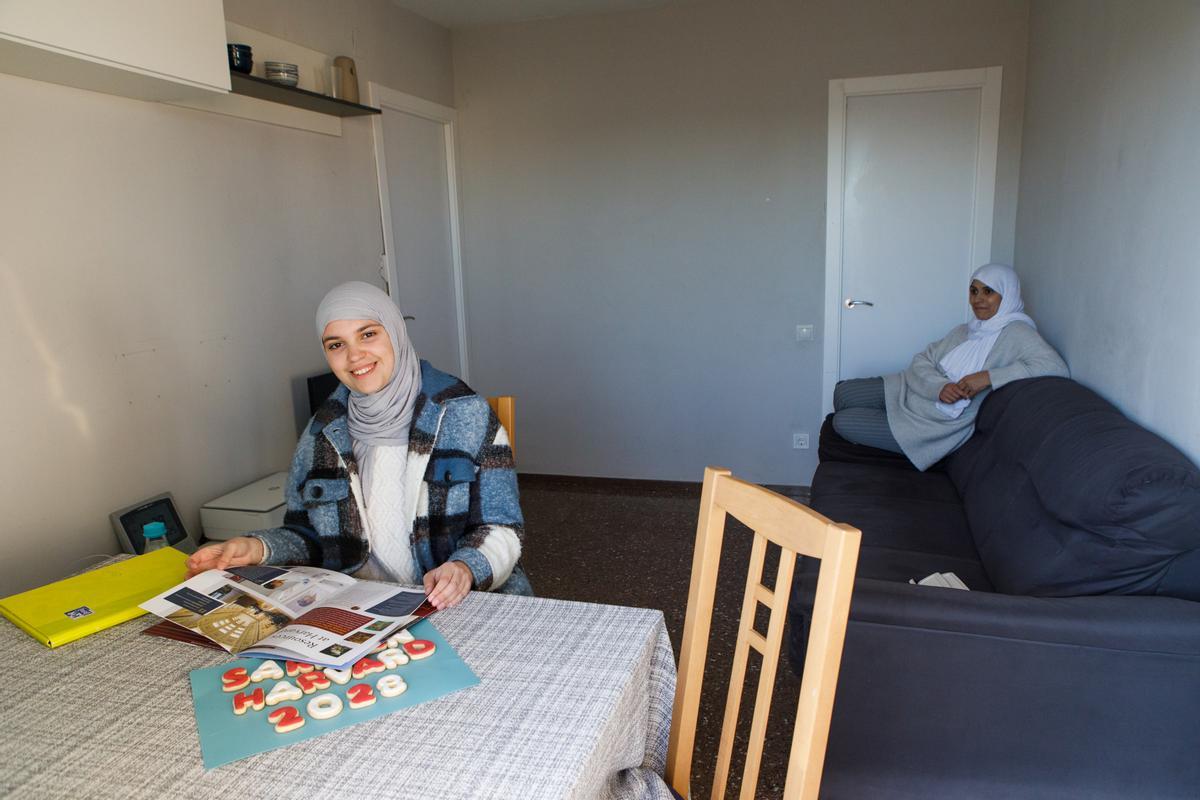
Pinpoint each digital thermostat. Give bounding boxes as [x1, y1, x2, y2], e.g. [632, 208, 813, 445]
[109, 493, 198, 555]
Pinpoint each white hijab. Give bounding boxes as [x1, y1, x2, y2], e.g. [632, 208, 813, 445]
[935, 263, 1035, 419]
[315, 281, 422, 448]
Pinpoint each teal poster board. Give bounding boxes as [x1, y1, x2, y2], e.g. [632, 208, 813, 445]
[190, 620, 478, 769]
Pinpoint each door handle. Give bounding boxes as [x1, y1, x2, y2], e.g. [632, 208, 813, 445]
[845, 299, 875, 308]
[403, 315, 416, 321]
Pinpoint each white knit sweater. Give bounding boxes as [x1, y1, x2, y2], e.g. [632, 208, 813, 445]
[354, 444, 419, 585]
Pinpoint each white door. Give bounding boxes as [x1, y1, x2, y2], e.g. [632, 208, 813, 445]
[369, 84, 469, 380]
[822, 68, 1001, 410]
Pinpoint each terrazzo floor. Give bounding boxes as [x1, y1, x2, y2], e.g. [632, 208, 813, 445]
[517, 474, 811, 800]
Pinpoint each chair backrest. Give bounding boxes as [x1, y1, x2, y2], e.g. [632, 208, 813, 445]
[486, 395, 516, 459]
[667, 466, 861, 800]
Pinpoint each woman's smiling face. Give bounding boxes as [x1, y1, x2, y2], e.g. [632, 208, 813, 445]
[321, 318, 395, 394]
[969, 279, 1002, 321]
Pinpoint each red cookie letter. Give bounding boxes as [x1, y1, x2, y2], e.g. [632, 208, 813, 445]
[347, 683, 377, 709]
[221, 667, 250, 692]
[351, 657, 386, 680]
[296, 671, 332, 694]
[267, 705, 305, 733]
[232, 687, 265, 715]
[403, 639, 436, 660]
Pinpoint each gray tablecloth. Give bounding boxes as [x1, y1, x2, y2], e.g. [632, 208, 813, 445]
[0, 591, 676, 800]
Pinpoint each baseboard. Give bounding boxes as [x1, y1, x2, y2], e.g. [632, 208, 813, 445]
[517, 473, 702, 497]
[518, 473, 810, 502]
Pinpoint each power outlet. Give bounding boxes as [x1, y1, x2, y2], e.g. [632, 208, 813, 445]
[792, 432, 809, 450]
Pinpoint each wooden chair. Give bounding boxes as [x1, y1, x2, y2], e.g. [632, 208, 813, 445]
[666, 467, 861, 800]
[486, 395, 516, 459]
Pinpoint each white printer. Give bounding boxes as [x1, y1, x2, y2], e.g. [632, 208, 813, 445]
[200, 472, 288, 541]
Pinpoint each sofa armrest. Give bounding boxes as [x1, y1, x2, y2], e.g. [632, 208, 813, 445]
[817, 414, 922, 470]
[793, 574, 1200, 656]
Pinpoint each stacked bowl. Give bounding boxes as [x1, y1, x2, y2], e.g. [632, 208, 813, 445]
[265, 61, 299, 87]
[227, 43, 252, 74]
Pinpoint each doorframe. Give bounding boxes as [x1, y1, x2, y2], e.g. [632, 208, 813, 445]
[367, 82, 470, 382]
[820, 66, 1002, 412]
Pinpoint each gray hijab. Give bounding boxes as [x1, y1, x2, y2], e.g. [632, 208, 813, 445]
[315, 281, 421, 448]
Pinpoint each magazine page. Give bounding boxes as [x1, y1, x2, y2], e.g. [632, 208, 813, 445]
[140, 565, 357, 655]
[241, 581, 433, 669]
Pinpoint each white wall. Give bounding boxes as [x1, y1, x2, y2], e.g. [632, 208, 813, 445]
[0, 0, 1050, 595]
[0, 0, 452, 594]
[451, 0, 1031, 484]
[1015, 0, 1200, 461]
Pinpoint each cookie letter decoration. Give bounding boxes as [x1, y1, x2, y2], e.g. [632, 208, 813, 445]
[296, 671, 332, 695]
[403, 639, 436, 660]
[376, 674, 407, 698]
[306, 693, 344, 721]
[377, 647, 409, 669]
[286, 661, 315, 677]
[265, 680, 303, 706]
[267, 705, 305, 733]
[387, 629, 416, 648]
[351, 657, 386, 680]
[323, 665, 353, 685]
[251, 660, 284, 683]
[232, 687, 266, 715]
[347, 683, 377, 709]
[221, 667, 250, 692]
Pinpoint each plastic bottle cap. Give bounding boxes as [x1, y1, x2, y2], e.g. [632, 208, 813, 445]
[142, 521, 167, 539]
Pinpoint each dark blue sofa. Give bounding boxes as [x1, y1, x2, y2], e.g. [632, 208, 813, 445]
[788, 377, 1200, 799]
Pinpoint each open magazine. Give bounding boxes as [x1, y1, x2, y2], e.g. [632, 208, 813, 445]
[139, 565, 435, 669]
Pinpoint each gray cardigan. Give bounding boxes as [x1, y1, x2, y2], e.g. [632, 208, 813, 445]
[883, 322, 1069, 470]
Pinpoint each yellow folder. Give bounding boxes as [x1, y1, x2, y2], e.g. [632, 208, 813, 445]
[0, 548, 189, 647]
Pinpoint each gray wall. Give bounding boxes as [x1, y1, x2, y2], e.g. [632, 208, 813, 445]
[1015, 0, 1200, 461]
[452, 0, 1031, 484]
[0, 0, 452, 595]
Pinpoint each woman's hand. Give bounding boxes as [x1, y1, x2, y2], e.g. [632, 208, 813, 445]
[186, 537, 265, 577]
[956, 371, 992, 398]
[423, 561, 473, 609]
[939, 382, 970, 404]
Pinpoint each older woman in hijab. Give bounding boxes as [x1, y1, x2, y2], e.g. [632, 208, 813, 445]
[187, 281, 530, 608]
[832, 263, 1068, 471]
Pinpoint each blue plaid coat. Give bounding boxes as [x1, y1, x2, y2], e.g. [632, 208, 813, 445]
[253, 361, 531, 595]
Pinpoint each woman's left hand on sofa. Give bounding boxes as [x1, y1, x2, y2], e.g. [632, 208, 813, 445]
[957, 371, 992, 398]
[939, 382, 970, 403]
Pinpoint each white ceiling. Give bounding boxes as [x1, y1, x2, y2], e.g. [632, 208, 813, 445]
[390, 0, 681, 29]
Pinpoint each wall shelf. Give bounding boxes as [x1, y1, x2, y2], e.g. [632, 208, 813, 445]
[229, 72, 380, 117]
[164, 23, 378, 136]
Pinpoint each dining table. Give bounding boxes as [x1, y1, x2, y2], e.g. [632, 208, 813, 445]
[0, 582, 678, 800]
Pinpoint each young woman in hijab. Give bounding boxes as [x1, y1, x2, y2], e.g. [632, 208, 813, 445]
[831, 263, 1068, 471]
[186, 281, 530, 608]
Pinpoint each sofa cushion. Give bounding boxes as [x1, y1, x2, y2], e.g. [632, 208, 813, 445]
[788, 577, 1200, 799]
[947, 377, 1200, 600]
[811, 460, 993, 590]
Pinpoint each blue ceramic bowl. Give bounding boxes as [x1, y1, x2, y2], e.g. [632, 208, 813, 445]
[227, 44, 253, 74]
